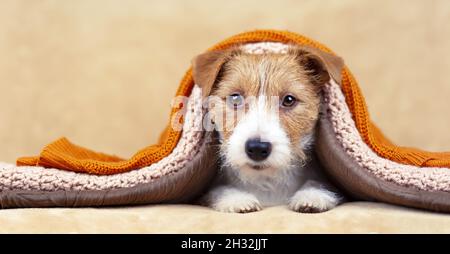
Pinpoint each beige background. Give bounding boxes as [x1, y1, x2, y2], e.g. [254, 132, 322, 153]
[0, 0, 449, 163]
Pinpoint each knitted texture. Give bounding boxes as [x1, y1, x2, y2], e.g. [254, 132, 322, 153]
[4, 80, 450, 192]
[1, 86, 204, 191]
[17, 30, 450, 174]
[3, 42, 450, 192]
[246, 42, 450, 192]
[325, 80, 450, 192]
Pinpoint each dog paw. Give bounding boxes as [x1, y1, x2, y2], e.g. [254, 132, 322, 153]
[211, 191, 262, 213]
[288, 188, 340, 213]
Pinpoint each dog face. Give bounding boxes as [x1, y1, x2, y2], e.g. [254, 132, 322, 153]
[192, 45, 343, 179]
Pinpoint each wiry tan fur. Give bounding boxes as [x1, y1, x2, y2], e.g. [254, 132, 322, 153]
[211, 51, 321, 162]
[193, 45, 343, 213]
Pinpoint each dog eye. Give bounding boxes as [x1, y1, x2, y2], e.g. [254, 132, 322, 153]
[227, 93, 244, 109]
[281, 94, 297, 108]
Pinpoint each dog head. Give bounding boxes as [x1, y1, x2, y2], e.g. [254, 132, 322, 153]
[192, 44, 343, 180]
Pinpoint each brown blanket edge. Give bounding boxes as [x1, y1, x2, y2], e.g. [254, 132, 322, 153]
[3, 110, 449, 212]
[316, 113, 450, 213]
[0, 132, 219, 209]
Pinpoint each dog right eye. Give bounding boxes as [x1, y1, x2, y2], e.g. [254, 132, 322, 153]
[227, 93, 244, 109]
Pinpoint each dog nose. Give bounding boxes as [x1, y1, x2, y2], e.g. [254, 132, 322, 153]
[245, 138, 272, 161]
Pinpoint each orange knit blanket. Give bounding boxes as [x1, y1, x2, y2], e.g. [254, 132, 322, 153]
[16, 29, 450, 175]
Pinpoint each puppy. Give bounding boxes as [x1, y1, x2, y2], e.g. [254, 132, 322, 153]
[192, 44, 344, 213]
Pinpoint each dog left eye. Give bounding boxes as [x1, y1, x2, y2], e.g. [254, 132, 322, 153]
[227, 93, 244, 108]
[281, 94, 297, 108]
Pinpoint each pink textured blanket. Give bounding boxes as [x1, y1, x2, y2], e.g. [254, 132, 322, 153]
[0, 41, 449, 211]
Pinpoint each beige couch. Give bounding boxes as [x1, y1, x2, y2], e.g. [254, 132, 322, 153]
[0, 203, 449, 233]
[1, 0, 449, 233]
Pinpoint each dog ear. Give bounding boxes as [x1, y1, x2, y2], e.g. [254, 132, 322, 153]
[192, 48, 239, 96]
[290, 45, 344, 86]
